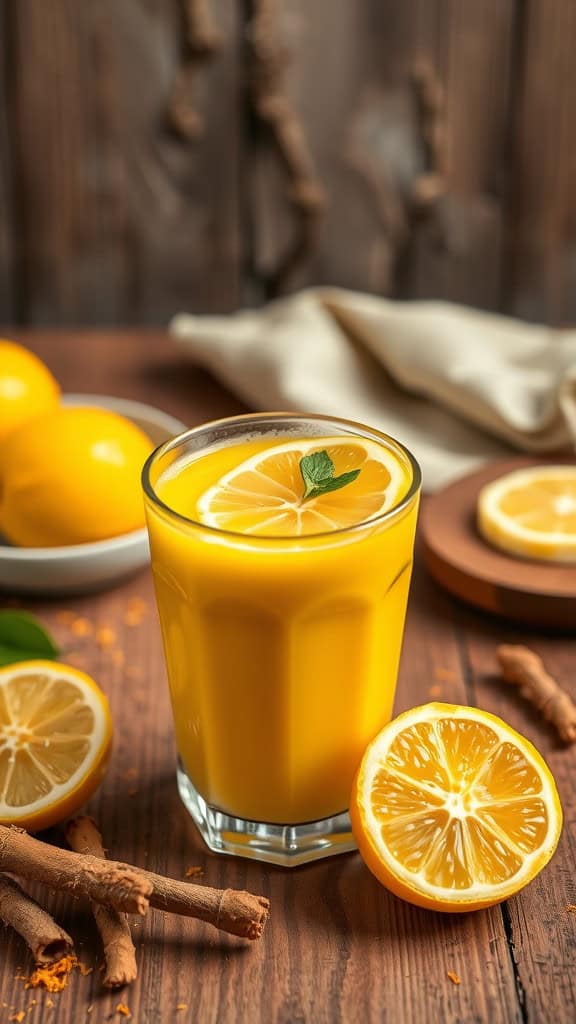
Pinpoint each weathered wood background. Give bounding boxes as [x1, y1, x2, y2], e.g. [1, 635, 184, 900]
[1, 0, 576, 325]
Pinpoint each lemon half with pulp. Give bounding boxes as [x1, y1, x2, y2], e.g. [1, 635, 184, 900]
[351, 702, 562, 911]
[0, 660, 112, 831]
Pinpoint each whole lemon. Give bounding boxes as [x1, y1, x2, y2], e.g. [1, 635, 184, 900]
[0, 406, 154, 547]
[0, 339, 60, 442]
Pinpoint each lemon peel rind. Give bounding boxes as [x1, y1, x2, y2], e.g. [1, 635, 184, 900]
[0, 660, 111, 823]
[354, 702, 563, 908]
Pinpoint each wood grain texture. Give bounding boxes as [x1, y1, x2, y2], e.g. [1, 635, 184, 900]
[502, 0, 576, 323]
[248, 0, 515, 309]
[4, 4, 576, 321]
[463, 622, 576, 1024]
[0, 1, 14, 321]
[0, 331, 574, 1022]
[7, 0, 241, 324]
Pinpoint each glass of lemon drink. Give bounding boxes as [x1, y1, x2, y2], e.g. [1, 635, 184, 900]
[142, 414, 421, 865]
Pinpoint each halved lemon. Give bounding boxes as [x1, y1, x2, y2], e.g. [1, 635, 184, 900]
[0, 660, 112, 831]
[478, 465, 576, 562]
[351, 703, 562, 912]
[198, 437, 408, 536]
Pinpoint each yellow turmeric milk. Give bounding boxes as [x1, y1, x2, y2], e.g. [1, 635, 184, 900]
[144, 424, 420, 825]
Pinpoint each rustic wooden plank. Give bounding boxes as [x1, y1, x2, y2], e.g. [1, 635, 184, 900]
[0, 565, 522, 1023]
[9, 0, 241, 324]
[402, 0, 515, 307]
[0, 329, 525, 1022]
[333, 561, 522, 1024]
[248, 0, 515, 310]
[459, 611, 576, 1024]
[0, 2, 15, 320]
[500, 0, 576, 324]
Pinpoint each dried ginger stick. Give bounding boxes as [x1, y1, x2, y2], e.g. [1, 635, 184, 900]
[497, 644, 576, 743]
[0, 826, 151, 914]
[0, 826, 269, 940]
[0, 872, 73, 964]
[66, 819, 137, 988]
[143, 872, 269, 940]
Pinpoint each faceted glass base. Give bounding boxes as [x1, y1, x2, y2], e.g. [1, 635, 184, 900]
[177, 762, 358, 867]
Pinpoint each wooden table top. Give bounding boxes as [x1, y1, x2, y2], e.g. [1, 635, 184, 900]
[1, 330, 575, 1024]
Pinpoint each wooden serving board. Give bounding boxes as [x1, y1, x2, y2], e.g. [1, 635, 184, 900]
[421, 457, 576, 628]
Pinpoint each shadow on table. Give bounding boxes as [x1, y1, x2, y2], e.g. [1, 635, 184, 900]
[246, 851, 482, 950]
[93, 759, 492, 957]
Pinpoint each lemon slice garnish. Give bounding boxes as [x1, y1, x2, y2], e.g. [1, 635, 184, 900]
[197, 437, 408, 536]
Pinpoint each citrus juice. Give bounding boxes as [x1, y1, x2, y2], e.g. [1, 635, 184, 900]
[143, 415, 420, 849]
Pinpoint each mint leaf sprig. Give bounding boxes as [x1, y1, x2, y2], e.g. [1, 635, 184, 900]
[299, 450, 361, 503]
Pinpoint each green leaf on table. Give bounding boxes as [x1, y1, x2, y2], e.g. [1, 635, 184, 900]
[0, 610, 60, 667]
[299, 449, 361, 502]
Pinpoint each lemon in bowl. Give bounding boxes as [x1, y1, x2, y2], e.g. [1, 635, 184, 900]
[0, 339, 60, 442]
[0, 405, 153, 547]
[0, 395, 187, 594]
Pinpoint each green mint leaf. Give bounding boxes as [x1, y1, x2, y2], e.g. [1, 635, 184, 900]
[299, 449, 361, 502]
[0, 610, 60, 667]
[300, 450, 334, 490]
[303, 469, 361, 501]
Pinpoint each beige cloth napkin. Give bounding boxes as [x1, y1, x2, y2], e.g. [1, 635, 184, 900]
[171, 288, 576, 491]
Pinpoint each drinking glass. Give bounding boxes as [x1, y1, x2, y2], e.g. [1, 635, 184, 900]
[142, 413, 421, 865]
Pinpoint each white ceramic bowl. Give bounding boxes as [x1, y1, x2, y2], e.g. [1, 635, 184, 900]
[0, 394, 188, 596]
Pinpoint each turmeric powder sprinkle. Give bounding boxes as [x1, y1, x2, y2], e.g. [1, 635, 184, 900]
[95, 626, 117, 648]
[124, 598, 148, 627]
[70, 618, 93, 638]
[434, 667, 458, 682]
[22, 955, 90, 993]
[184, 866, 203, 879]
[55, 610, 75, 625]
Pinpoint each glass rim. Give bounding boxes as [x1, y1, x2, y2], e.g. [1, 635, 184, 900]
[142, 411, 422, 542]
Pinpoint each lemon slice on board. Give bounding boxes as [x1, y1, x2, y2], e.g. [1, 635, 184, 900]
[351, 703, 562, 912]
[477, 465, 576, 563]
[0, 661, 112, 831]
[197, 437, 408, 536]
